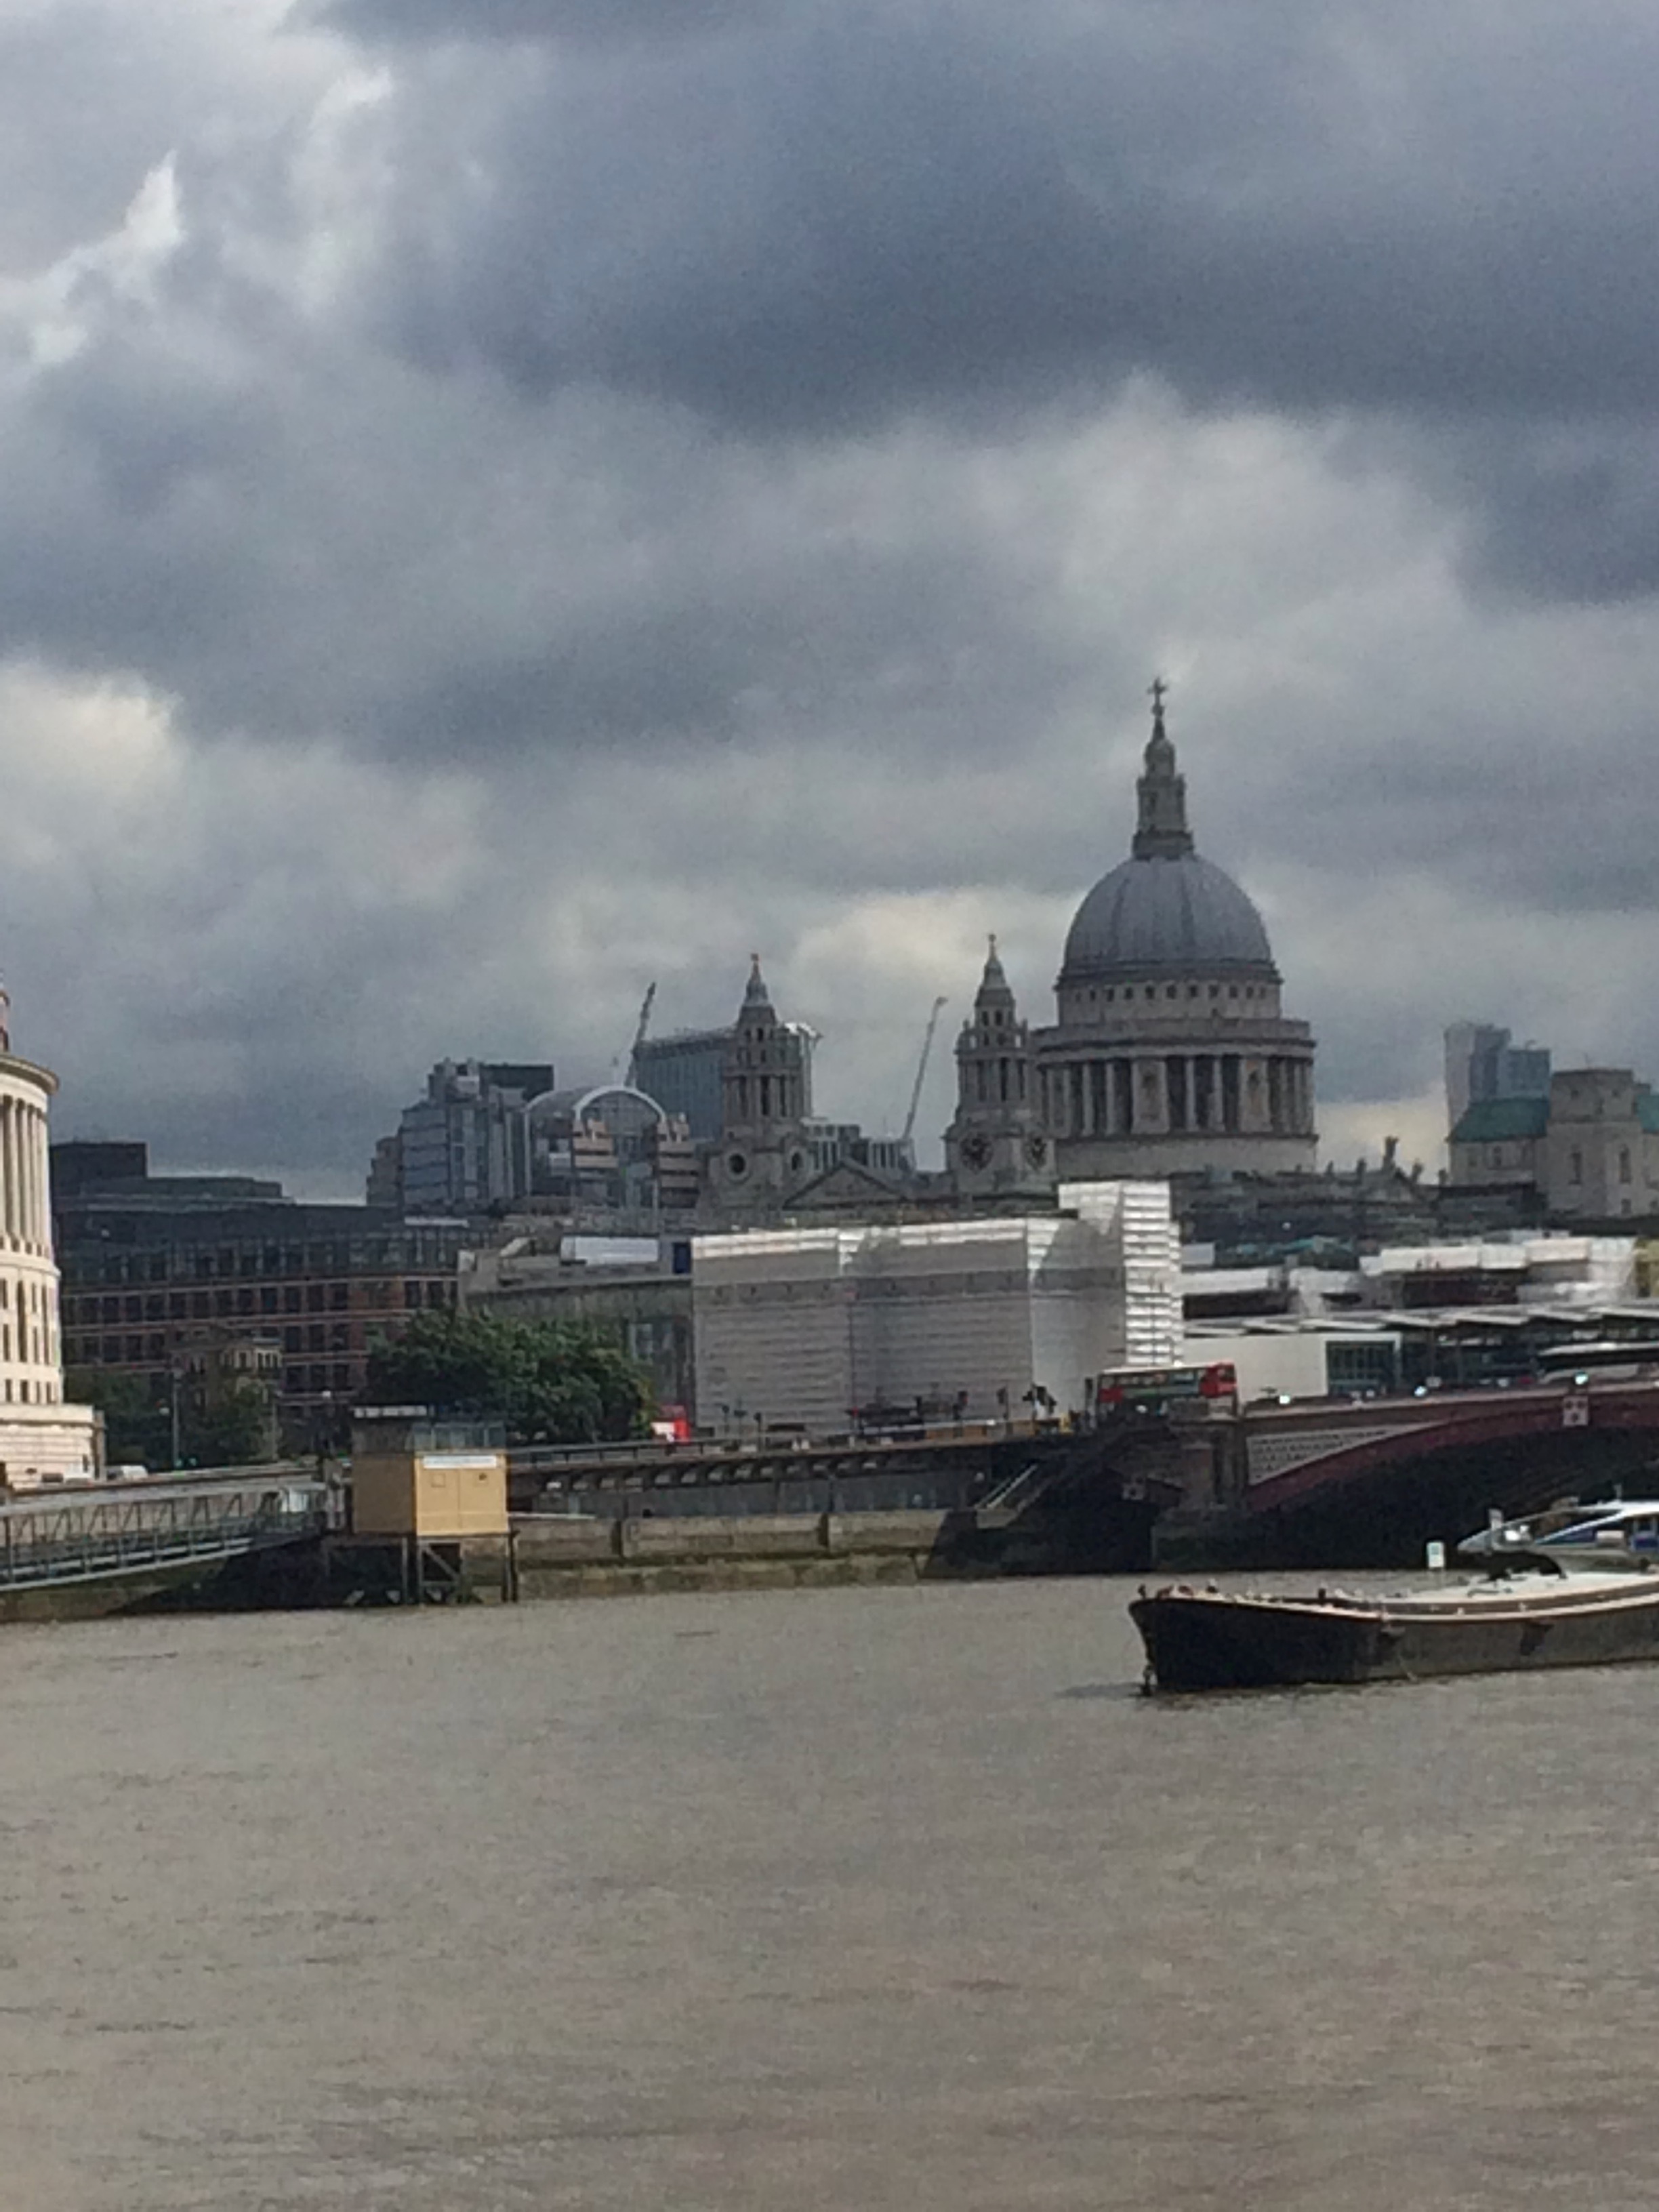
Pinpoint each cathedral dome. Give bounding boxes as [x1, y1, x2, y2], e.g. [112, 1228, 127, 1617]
[1059, 689, 1277, 985]
[1061, 852, 1275, 981]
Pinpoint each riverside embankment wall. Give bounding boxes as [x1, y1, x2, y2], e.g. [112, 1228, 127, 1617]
[512, 1509, 968, 1596]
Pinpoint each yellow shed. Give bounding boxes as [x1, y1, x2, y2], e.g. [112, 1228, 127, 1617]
[350, 1412, 509, 1539]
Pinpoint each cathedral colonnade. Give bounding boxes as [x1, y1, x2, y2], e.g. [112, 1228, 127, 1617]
[1036, 1047, 1315, 1141]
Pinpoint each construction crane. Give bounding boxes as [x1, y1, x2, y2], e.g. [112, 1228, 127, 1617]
[901, 996, 949, 1149]
[625, 982, 657, 1089]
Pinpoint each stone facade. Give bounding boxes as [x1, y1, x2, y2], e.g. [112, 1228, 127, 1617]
[945, 939, 1056, 1198]
[704, 957, 816, 1215]
[1450, 1069, 1659, 1221]
[0, 989, 98, 1483]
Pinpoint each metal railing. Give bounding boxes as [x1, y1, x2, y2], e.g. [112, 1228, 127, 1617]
[0, 1478, 329, 1591]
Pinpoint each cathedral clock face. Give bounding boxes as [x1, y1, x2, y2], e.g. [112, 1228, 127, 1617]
[1024, 1134, 1048, 1168]
[960, 1133, 992, 1170]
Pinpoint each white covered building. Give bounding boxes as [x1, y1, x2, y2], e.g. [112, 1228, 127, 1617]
[0, 989, 98, 1485]
[693, 1181, 1181, 1435]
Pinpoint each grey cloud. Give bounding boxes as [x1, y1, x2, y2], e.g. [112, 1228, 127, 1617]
[363, 4, 1659, 438]
[312, 0, 773, 45]
[337, 0, 1659, 605]
[15, 0, 1659, 1187]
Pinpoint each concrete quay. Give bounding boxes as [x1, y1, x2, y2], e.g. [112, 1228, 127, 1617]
[511, 1507, 986, 1598]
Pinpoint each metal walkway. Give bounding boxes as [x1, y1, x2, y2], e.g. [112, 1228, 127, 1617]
[0, 1474, 329, 1591]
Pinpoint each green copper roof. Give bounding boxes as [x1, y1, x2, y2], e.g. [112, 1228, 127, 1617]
[1451, 1096, 1549, 1143]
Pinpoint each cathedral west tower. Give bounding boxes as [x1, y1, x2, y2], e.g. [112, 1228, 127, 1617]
[945, 939, 1054, 1197]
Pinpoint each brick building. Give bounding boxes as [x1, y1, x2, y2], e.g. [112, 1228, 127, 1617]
[52, 1143, 466, 1445]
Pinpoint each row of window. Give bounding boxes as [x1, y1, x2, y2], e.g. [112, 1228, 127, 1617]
[1, 1378, 60, 1404]
[1086, 982, 1269, 1006]
[62, 1279, 453, 1328]
[1566, 1147, 1657, 1187]
[59, 1234, 465, 1288]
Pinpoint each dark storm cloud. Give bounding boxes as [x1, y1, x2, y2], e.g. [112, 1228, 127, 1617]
[8, 0, 1659, 776]
[16, 0, 1659, 1183]
[361, 1, 1659, 455]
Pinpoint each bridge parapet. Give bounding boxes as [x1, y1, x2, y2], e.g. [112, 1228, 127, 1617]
[1240, 1379, 1659, 1516]
[0, 1475, 329, 1591]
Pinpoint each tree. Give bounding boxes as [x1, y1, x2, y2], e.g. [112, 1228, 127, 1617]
[64, 1369, 171, 1470]
[365, 1311, 653, 1445]
[64, 1368, 280, 1473]
[192, 1380, 279, 1469]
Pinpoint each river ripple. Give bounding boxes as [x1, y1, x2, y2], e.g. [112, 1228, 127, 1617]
[3, 1577, 1658, 2208]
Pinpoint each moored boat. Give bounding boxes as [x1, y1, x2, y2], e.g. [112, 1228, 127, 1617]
[1130, 1561, 1659, 1692]
[1459, 1497, 1659, 1568]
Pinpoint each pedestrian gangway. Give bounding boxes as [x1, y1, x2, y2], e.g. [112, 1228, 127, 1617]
[0, 1473, 330, 1591]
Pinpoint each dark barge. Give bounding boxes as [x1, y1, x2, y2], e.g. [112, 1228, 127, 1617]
[1130, 1564, 1659, 1691]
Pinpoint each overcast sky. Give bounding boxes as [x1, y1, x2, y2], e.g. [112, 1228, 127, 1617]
[5, 0, 1659, 1194]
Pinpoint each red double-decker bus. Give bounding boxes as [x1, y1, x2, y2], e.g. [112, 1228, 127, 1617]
[1093, 1362, 1238, 1418]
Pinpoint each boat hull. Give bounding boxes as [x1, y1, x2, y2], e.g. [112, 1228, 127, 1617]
[1130, 1574, 1659, 1691]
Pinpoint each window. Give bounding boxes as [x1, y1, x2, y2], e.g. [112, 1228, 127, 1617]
[1620, 1148, 1632, 1183]
[1570, 1149, 1583, 1184]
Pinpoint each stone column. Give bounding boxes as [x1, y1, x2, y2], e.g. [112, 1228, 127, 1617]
[32, 1107, 48, 1250]
[20, 1107, 34, 1249]
[25, 1104, 37, 1249]
[2, 1100, 15, 1244]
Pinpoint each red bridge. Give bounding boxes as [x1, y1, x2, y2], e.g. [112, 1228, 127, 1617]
[1147, 1376, 1659, 1567]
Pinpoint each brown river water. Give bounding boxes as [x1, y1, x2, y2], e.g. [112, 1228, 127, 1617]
[4, 1576, 1659, 2209]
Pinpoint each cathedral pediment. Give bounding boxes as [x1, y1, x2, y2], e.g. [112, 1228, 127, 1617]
[785, 1160, 906, 1210]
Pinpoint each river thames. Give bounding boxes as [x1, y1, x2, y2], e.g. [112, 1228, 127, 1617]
[5, 1577, 1659, 2209]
